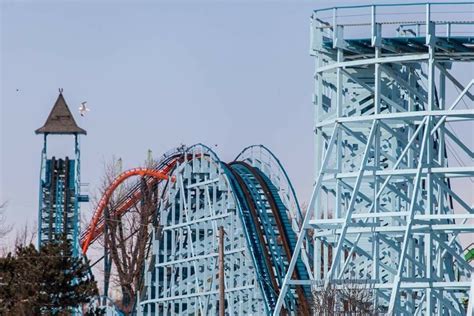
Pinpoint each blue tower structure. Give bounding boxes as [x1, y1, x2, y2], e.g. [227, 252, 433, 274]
[275, 3, 473, 315]
[36, 90, 88, 256]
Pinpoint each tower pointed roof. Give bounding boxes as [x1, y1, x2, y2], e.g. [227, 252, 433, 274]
[35, 92, 86, 135]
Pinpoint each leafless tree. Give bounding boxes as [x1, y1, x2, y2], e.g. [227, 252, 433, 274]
[0, 202, 12, 239]
[14, 221, 37, 248]
[96, 154, 159, 314]
[0, 202, 13, 255]
[312, 282, 338, 315]
[311, 280, 377, 315]
[0, 203, 36, 255]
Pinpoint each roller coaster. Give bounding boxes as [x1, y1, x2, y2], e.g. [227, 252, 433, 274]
[35, 2, 473, 315]
[81, 144, 311, 315]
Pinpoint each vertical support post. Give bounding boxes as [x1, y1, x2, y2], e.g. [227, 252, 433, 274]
[219, 226, 225, 316]
[426, 3, 431, 39]
[436, 64, 446, 316]
[426, 6, 436, 311]
[334, 23, 344, 280]
[372, 19, 381, 310]
[37, 134, 48, 249]
[73, 134, 80, 256]
[407, 67, 416, 313]
[371, 5, 376, 43]
[103, 207, 111, 304]
[313, 16, 324, 282]
[314, 16, 323, 280]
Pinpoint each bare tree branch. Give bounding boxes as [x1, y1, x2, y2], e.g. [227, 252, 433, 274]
[14, 221, 37, 248]
[96, 155, 160, 314]
[312, 279, 379, 315]
[0, 202, 13, 239]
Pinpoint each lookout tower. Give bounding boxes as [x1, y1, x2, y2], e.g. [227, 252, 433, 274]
[36, 90, 88, 256]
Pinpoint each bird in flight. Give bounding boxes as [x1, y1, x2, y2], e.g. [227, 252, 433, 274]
[79, 101, 90, 117]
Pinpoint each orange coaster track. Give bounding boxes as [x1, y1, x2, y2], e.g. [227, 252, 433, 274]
[81, 160, 179, 254]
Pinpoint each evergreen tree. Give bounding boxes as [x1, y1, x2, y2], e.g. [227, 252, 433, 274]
[0, 237, 99, 315]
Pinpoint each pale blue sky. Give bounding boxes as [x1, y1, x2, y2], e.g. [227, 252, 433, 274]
[1, 0, 472, 244]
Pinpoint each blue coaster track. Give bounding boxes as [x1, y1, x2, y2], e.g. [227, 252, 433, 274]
[224, 160, 311, 315]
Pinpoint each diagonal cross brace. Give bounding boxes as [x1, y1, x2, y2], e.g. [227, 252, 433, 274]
[273, 123, 340, 315]
[325, 120, 378, 287]
[388, 118, 430, 314]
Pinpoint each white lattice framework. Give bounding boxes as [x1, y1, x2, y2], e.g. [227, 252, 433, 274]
[138, 145, 266, 315]
[276, 3, 474, 315]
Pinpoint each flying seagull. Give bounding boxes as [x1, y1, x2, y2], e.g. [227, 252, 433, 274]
[79, 101, 90, 117]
